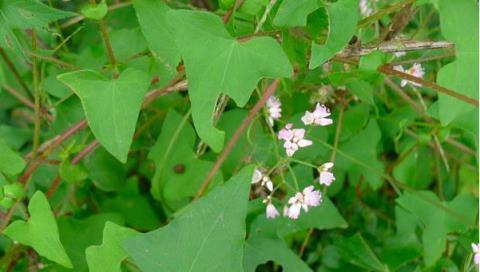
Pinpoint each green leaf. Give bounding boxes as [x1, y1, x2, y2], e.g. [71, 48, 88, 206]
[4, 191, 72, 268]
[58, 213, 124, 271]
[346, 80, 375, 106]
[148, 110, 222, 211]
[277, 197, 348, 236]
[396, 191, 478, 266]
[123, 166, 255, 272]
[244, 236, 312, 272]
[309, 0, 358, 69]
[335, 233, 387, 272]
[337, 120, 383, 189]
[273, 0, 319, 27]
[100, 178, 160, 230]
[167, 9, 293, 152]
[0, 136, 25, 175]
[436, 0, 478, 125]
[0, 0, 75, 55]
[84, 147, 127, 192]
[81, 0, 108, 20]
[132, 0, 180, 86]
[86, 222, 137, 272]
[57, 69, 150, 163]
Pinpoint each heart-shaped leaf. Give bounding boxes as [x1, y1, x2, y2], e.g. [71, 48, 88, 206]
[167, 10, 293, 152]
[57, 69, 150, 163]
[4, 191, 72, 268]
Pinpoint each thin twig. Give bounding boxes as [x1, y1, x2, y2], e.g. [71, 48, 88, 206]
[194, 80, 280, 200]
[98, 19, 118, 77]
[379, 65, 479, 107]
[0, 48, 33, 100]
[31, 30, 41, 159]
[2, 85, 54, 121]
[357, 0, 416, 28]
[338, 40, 454, 57]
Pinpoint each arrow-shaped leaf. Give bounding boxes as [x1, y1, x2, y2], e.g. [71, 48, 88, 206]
[57, 69, 150, 163]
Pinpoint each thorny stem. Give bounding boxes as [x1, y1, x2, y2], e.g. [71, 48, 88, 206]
[194, 80, 280, 200]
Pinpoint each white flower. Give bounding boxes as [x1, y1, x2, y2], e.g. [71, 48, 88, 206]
[394, 51, 406, 58]
[359, 0, 373, 17]
[266, 96, 282, 126]
[263, 197, 280, 219]
[251, 168, 273, 192]
[472, 243, 480, 265]
[301, 103, 333, 126]
[394, 63, 425, 87]
[318, 162, 335, 186]
[284, 186, 322, 220]
[278, 124, 313, 157]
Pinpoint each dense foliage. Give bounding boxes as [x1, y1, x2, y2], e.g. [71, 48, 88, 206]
[0, 0, 478, 271]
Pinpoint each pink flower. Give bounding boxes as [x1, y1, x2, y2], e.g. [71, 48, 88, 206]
[265, 203, 280, 219]
[318, 162, 335, 186]
[278, 123, 312, 157]
[284, 186, 322, 220]
[394, 63, 425, 87]
[266, 96, 282, 126]
[472, 243, 480, 264]
[251, 168, 273, 192]
[301, 104, 333, 126]
[303, 186, 322, 207]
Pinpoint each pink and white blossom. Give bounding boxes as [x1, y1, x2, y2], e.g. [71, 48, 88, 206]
[301, 103, 333, 126]
[278, 124, 313, 157]
[266, 96, 282, 126]
[472, 243, 480, 265]
[263, 197, 280, 219]
[252, 168, 274, 192]
[393, 63, 425, 87]
[318, 162, 335, 186]
[285, 186, 322, 220]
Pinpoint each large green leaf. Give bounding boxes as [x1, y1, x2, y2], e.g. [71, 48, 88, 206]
[436, 0, 478, 125]
[0, 136, 25, 175]
[132, 0, 179, 86]
[148, 110, 222, 211]
[123, 166, 255, 272]
[335, 233, 387, 272]
[86, 222, 137, 272]
[0, 0, 75, 55]
[167, 10, 293, 152]
[244, 236, 312, 272]
[396, 191, 478, 266]
[57, 69, 150, 163]
[273, 0, 319, 27]
[309, 0, 358, 69]
[3, 191, 72, 268]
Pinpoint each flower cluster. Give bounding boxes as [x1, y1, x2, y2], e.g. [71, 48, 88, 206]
[257, 99, 336, 220]
[394, 63, 425, 87]
[278, 124, 312, 157]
